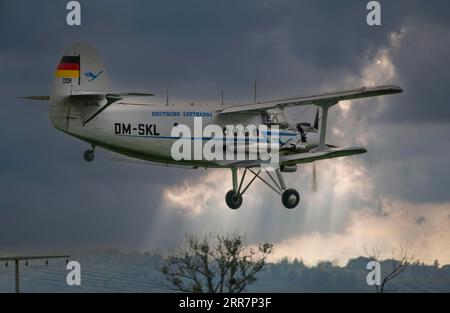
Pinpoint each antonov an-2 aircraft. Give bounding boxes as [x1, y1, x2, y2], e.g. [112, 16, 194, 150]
[23, 42, 402, 210]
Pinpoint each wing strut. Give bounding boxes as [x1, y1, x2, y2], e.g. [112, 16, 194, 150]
[314, 101, 336, 151]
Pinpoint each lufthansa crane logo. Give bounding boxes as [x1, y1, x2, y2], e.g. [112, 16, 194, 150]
[84, 70, 104, 82]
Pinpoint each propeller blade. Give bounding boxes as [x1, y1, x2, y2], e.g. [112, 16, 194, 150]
[314, 109, 320, 130]
[312, 163, 318, 192]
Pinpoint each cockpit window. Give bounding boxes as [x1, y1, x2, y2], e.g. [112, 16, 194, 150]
[263, 109, 288, 128]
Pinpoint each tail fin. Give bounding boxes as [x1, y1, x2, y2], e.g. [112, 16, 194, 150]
[49, 42, 112, 132]
[51, 42, 111, 104]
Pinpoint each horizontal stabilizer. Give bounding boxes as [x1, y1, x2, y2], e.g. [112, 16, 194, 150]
[70, 92, 155, 101]
[118, 92, 155, 97]
[65, 92, 155, 125]
[20, 93, 153, 102]
[19, 96, 50, 101]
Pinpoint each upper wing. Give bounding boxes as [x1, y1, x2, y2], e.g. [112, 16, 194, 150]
[219, 85, 402, 114]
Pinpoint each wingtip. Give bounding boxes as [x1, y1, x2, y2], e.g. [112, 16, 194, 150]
[367, 85, 403, 94]
[384, 85, 403, 94]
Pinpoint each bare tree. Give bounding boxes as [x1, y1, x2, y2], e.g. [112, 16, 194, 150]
[159, 233, 273, 293]
[365, 245, 413, 293]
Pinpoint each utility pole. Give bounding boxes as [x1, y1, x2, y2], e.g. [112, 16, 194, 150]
[166, 90, 169, 106]
[14, 259, 19, 293]
[0, 255, 70, 293]
[254, 80, 257, 102]
[221, 89, 224, 106]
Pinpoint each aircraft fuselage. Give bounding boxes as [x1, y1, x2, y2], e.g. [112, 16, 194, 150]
[49, 101, 320, 168]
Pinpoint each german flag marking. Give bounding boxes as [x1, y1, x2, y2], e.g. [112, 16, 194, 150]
[55, 70, 79, 78]
[60, 55, 80, 64]
[55, 55, 80, 78]
[57, 63, 80, 70]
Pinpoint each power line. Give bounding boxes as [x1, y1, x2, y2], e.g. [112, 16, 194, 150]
[1, 263, 168, 292]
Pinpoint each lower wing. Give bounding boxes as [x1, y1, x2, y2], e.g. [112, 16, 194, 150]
[217, 147, 367, 168]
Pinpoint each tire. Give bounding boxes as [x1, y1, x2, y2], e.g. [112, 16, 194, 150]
[225, 190, 243, 210]
[282, 189, 300, 209]
[83, 149, 95, 162]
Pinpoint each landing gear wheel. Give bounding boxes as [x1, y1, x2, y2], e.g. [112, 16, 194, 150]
[225, 190, 243, 210]
[282, 189, 300, 209]
[83, 149, 95, 162]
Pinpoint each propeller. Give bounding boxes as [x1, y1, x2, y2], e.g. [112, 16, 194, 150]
[312, 110, 319, 192]
[314, 108, 320, 130]
[312, 163, 318, 192]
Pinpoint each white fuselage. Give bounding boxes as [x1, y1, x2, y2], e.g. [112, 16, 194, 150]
[49, 99, 320, 168]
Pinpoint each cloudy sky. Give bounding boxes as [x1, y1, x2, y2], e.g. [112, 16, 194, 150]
[1, 0, 450, 265]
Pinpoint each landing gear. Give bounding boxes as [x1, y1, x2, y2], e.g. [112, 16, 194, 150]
[225, 168, 243, 210]
[83, 145, 95, 162]
[224, 167, 301, 210]
[274, 169, 300, 209]
[225, 190, 243, 210]
[282, 189, 300, 209]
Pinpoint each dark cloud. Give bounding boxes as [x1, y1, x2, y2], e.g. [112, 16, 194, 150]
[1, 0, 449, 254]
[384, 22, 450, 123]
